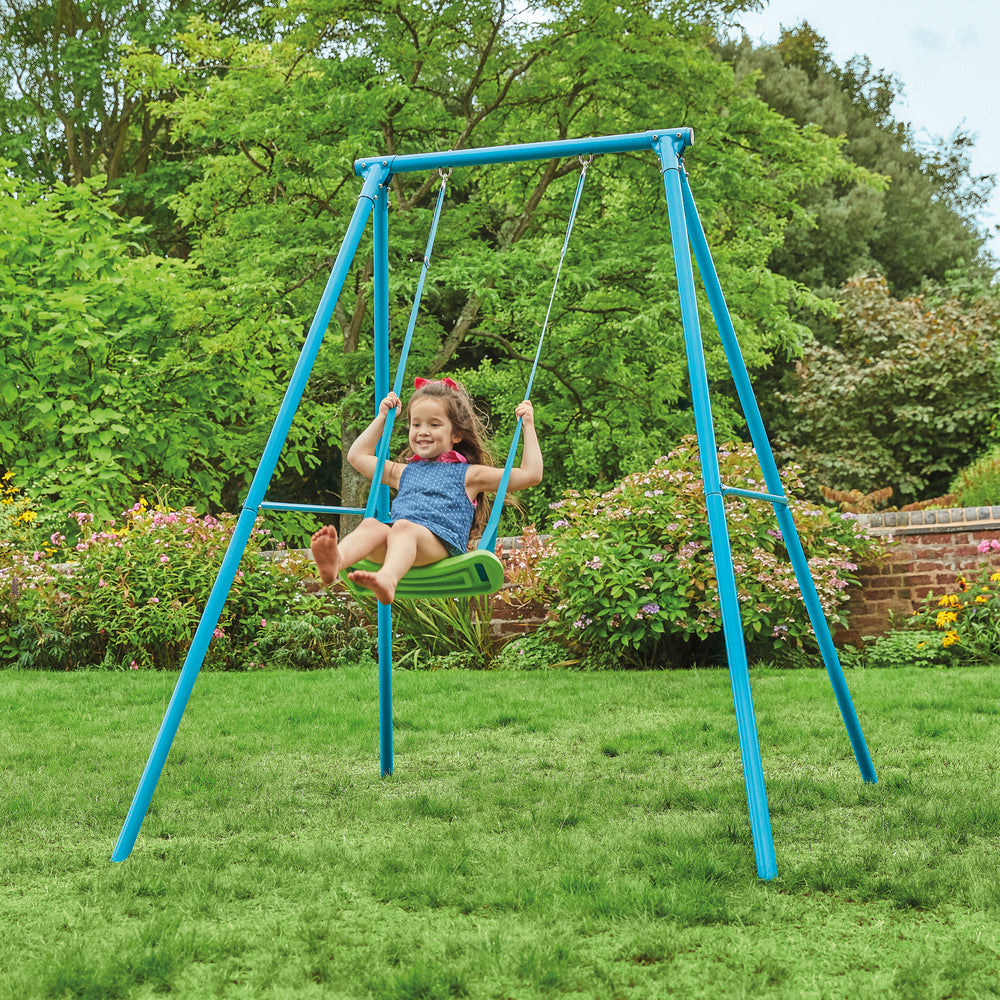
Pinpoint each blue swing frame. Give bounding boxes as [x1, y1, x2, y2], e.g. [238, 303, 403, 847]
[111, 128, 877, 880]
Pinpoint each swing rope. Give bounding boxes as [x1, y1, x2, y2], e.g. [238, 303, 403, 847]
[349, 155, 590, 598]
[477, 153, 592, 553]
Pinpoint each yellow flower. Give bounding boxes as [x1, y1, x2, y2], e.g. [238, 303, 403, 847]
[937, 594, 962, 607]
[991, 573, 1000, 583]
[975, 595, 989, 604]
[935, 610, 958, 628]
[942, 630, 961, 647]
[17, 510, 36, 523]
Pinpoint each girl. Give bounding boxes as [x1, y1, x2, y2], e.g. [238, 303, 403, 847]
[311, 377, 542, 605]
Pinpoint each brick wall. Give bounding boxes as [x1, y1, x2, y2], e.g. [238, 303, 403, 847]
[833, 506, 1000, 646]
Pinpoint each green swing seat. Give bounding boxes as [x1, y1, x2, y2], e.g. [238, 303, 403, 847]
[340, 548, 505, 601]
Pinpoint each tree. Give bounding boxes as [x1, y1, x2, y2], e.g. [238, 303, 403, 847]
[0, 0, 266, 186]
[127, 0, 864, 527]
[720, 25, 993, 296]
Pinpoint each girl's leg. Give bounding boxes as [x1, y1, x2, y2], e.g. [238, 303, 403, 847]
[347, 519, 449, 604]
[310, 518, 390, 585]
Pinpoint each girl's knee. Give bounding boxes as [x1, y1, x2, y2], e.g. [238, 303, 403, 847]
[357, 517, 390, 542]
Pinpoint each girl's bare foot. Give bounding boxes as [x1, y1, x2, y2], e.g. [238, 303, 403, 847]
[346, 569, 396, 605]
[310, 525, 341, 585]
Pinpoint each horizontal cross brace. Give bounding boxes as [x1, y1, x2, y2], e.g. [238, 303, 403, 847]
[258, 502, 365, 516]
[721, 486, 789, 507]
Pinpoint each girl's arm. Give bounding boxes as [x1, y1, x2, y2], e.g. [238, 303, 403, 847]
[347, 393, 404, 487]
[466, 400, 543, 495]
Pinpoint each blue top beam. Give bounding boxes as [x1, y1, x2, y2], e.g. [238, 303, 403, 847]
[355, 128, 693, 177]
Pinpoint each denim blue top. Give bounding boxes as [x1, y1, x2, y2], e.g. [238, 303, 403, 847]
[390, 460, 474, 556]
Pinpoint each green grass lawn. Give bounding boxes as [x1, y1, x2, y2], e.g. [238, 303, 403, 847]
[2, 663, 1000, 999]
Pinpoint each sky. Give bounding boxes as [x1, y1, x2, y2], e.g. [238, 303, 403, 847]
[733, 0, 999, 247]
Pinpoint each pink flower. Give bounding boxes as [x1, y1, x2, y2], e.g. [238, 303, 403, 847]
[260, 618, 267, 627]
[160, 555, 169, 564]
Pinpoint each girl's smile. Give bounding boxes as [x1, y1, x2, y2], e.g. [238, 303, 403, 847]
[408, 397, 460, 459]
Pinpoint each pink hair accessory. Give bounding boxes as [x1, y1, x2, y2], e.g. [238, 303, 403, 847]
[414, 376, 459, 391]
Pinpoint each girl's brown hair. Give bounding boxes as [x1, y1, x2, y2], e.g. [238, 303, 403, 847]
[403, 379, 497, 536]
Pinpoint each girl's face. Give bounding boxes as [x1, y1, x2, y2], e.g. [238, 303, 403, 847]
[408, 396, 461, 460]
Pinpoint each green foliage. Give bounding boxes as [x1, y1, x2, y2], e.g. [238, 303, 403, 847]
[0, 170, 312, 521]
[773, 275, 1000, 502]
[130, 2, 864, 522]
[856, 629, 952, 669]
[0, 0, 260, 186]
[491, 630, 580, 671]
[950, 443, 1000, 507]
[6, 1, 993, 535]
[534, 439, 885, 667]
[0, 496, 374, 670]
[899, 542, 1000, 665]
[370, 594, 498, 670]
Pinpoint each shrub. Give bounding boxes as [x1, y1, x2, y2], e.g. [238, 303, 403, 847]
[773, 275, 1000, 502]
[899, 540, 1000, 664]
[535, 438, 886, 668]
[950, 444, 1000, 508]
[857, 629, 952, 669]
[491, 630, 580, 670]
[1, 497, 374, 670]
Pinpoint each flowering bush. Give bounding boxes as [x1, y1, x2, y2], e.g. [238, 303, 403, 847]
[1, 497, 373, 670]
[899, 539, 1000, 664]
[534, 439, 886, 668]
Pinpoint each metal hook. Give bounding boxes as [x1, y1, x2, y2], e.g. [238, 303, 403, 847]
[439, 166, 453, 179]
[579, 153, 594, 169]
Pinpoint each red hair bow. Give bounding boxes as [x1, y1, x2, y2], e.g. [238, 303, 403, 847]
[414, 377, 459, 391]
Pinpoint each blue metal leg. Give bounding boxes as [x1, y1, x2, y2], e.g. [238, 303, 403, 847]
[110, 164, 391, 863]
[655, 135, 777, 880]
[372, 181, 394, 778]
[377, 603, 393, 777]
[678, 171, 877, 785]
